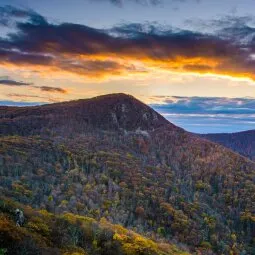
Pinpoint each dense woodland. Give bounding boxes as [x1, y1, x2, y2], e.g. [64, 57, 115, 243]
[0, 196, 190, 255]
[201, 131, 255, 161]
[0, 94, 254, 255]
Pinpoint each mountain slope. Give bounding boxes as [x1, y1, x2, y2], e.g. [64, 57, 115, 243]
[0, 94, 254, 255]
[0, 196, 189, 255]
[200, 130, 255, 161]
[0, 93, 171, 136]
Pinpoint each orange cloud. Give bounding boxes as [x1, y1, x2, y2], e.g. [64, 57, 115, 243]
[1, 6, 255, 82]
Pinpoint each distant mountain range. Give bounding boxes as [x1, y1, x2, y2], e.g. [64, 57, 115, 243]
[0, 93, 254, 255]
[200, 130, 255, 161]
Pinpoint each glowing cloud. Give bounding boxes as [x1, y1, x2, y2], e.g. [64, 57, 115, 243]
[1, 6, 255, 82]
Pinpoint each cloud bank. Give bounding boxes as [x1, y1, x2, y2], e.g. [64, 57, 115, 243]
[90, 0, 201, 7]
[0, 100, 46, 106]
[1, 6, 255, 81]
[92, 0, 162, 7]
[151, 96, 255, 133]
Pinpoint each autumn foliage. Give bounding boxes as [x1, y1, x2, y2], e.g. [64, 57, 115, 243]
[0, 94, 254, 254]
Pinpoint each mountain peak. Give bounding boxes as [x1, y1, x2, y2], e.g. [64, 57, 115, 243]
[54, 93, 170, 131]
[0, 93, 170, 136]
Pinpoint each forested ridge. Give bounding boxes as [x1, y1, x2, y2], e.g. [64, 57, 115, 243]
[201, 130, 255, 161]
[0, 94, 254, 255]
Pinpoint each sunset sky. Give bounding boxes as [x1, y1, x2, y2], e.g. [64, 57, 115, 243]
[0, 0, 255, 133]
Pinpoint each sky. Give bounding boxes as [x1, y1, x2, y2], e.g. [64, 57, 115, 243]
[0, 0, 255, 133]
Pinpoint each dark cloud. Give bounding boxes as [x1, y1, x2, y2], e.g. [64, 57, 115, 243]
[0, 5, 47, 27]
[37, 86, 67, 93]
[0, 48, 54, 66]
[1, 6, 255, 80]
[0, 78, 32, 86]
[0, 76, 67, 94]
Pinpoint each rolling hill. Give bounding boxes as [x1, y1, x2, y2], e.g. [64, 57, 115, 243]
[201, 130, 255, 161]
[0, 93, 254, 255]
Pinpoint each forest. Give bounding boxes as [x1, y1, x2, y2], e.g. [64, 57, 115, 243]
[0, 94, 254, 255]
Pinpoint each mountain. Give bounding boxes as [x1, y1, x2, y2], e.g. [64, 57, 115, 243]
[0, 93, 170, 136]
[201, 130, 255, 161]
[0, 93, 254, 255]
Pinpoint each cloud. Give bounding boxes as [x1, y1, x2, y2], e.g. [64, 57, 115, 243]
[150, 96, 255, 114]
[1, 6, 255, 81]
[90, 0, 201, 7]
[7, 93, 62, 102]
[185, 15, 255, 43]
[0, 48, 54, 66]
[150, 96, 255, 133]
[91, 0, 162, 7]
[0, 76, 67, 94]
[0, 100, 46, 106]
[0, 5, 47, 27]
[0, 76, 68, 93]
[8, 93, 48, 99]
[0, 78, 32, 86]
[37, 86, 67, 93]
